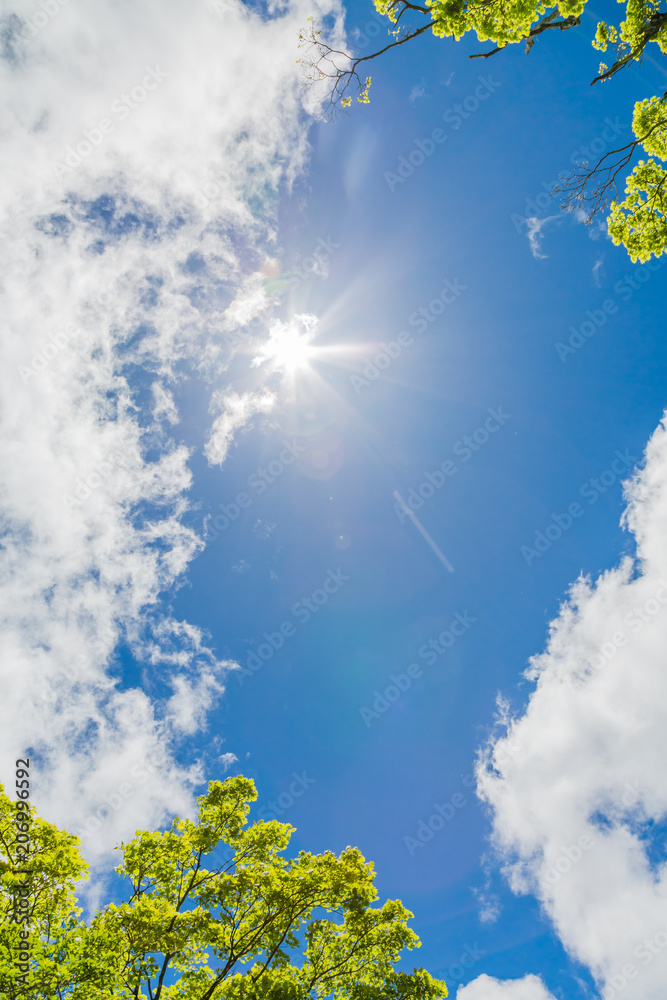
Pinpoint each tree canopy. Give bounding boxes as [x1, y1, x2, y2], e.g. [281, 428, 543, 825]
[0, 776, 449, 1000]
[300, 0, 667, 262]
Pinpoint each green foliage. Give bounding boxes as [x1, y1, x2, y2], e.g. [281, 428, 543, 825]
[609, 158, 667, 260]
[608, 96, 667, 261]
[424, 0, 584, 46]
[593, 0, 667, 79]
[372, 0, 586, 48]
[0, 781, 119, 999]
[0, 777, 448, 1000]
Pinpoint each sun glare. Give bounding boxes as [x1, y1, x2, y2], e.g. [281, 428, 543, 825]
[253, 318, 317, 374]
[267, 327, 313, 371]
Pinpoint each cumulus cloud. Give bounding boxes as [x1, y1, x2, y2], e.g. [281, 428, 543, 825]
[457, 975, 556, 1000]
[477, 414, 667, 1000]
[0, 0, 340, 865]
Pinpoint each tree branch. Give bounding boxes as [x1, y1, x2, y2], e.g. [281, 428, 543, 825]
[554, 114, 667, 220]
[299, 18, 433, 119]
[592, 11, 667, 84]
[470, 10, 580, 59]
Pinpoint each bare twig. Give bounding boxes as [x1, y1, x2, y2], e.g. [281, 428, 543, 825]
[553, 112, 667, 220]
[298, 14, 433, 119]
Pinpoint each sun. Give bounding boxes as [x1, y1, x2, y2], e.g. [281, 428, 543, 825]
[253, 317, 317, 374]
[265, 326, 314, 372]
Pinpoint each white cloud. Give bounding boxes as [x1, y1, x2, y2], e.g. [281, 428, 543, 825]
[457, 975, 556, 1000]
[524, 215, 560, 259]
[0, 0, 340, 866]
[219, 752, 238, 772]
[165, 664, 231, 736]
[152, 381, 180, 425]
[477, 413, 667, 1000]
[205, 388, 276, 466]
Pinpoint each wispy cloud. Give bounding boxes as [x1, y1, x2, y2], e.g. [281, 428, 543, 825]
[205, 389, 276, 466]
[409, 79, 426, 101]
[524, 215, 560, 258]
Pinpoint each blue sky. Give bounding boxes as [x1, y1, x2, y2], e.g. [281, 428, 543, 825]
[173, 9, 667, 994]
[2, 1, 667, 998]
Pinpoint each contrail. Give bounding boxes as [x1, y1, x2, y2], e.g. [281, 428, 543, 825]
[393, 490, 454, 573]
